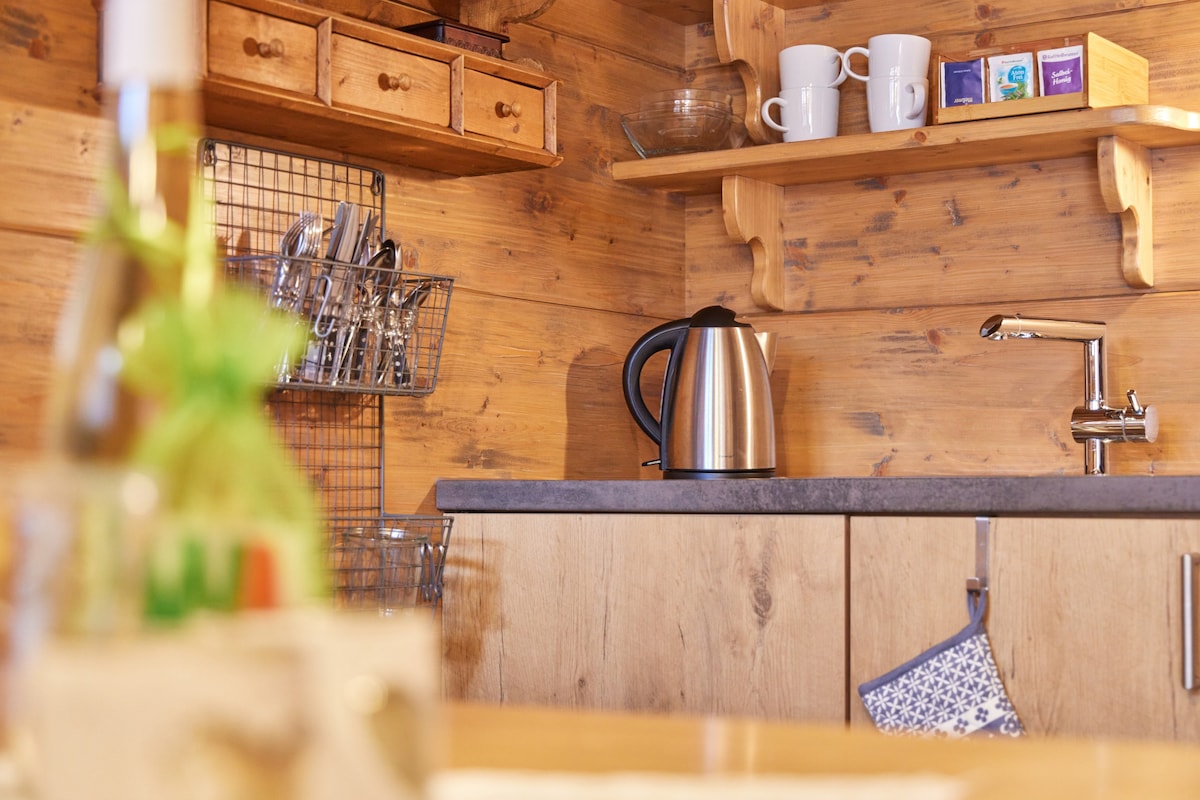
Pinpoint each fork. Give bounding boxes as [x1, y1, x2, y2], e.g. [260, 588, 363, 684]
[271, 211, 322, 312]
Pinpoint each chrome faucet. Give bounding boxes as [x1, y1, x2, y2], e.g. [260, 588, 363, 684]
[980, 314, 1158, 475]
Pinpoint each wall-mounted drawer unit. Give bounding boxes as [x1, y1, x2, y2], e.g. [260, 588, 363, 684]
[200, 0, 561, 176]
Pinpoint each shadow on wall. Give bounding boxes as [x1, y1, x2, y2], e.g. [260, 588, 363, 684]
[564, 345, 655, 480]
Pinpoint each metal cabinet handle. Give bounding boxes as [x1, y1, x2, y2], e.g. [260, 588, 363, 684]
[1185, 553, 1199, 691]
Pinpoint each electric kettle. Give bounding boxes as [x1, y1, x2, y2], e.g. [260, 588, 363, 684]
[622, 305, 776, 479]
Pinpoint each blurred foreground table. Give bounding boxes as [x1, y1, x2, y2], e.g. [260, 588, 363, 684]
[440, 702, 1200, 800]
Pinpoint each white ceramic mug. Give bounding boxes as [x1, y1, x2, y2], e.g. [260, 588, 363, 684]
[843, 33, 931, 81]
[762, 86, 840, 141]
[864, 76, 928, 132]
[779, 44, 847, 90]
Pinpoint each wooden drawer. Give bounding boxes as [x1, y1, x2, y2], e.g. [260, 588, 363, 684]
[464, 70, 546, 149]
[206, 0, 319, 98]
[331, 34, 452, 128]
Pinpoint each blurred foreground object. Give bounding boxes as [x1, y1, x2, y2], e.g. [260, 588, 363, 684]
[21, 610, 439, 800]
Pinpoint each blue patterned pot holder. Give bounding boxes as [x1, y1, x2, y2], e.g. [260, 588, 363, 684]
[858, 590, 1024, 738]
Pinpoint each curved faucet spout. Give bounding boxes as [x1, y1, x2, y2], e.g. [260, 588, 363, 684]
[980, 313, 1158, 475]
[980, 314, 1106, 344]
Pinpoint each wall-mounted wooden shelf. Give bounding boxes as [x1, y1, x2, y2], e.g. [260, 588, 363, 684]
[611, 105, 1200, 310]
[201, 0, 561, 177]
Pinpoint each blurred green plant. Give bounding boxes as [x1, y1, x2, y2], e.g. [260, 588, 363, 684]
[86, 122, 327, 616]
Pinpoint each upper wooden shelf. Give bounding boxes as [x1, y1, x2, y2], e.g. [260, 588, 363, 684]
[611, 105, 1200, 310]
[201, 0, 561, 176]
[610, 105, 1200, 193]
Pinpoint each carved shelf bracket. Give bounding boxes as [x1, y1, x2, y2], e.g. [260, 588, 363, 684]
[722, 175, 784, 311]
[1097, 134, 1154, 289]
[713, 0, 783, 145]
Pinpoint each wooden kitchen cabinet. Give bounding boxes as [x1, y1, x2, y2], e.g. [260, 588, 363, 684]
[849, 515, 1200, 741]
[199, 0, 561, 176]
[847, 516, 980, 729]
[442, 513, 847, 722]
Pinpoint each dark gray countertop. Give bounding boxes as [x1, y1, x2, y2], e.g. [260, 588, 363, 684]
[435, 476, 1200, 517]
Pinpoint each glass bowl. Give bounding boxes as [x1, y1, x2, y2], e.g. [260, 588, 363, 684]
[638, 89, 734, 112]
[621, 106, 745, 158]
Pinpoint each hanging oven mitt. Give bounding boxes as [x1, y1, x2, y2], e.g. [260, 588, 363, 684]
[858, 589, 1024, 738]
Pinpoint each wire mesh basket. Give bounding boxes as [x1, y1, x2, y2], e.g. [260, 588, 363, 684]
[329, 516, 453, 613]
[199, 140, 455, 614]
[200, 138, 453, 396]
[226, 255, 452, 394]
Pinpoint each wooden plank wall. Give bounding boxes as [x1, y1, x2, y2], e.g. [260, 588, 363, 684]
[686, 0, 1200, 478]
[0, 0, 687, 522]
[3, 0, 1200, 532]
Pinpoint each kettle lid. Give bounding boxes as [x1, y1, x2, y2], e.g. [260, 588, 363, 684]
[690, 305, 748, 329]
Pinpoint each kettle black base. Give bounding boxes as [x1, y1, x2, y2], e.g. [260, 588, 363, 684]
[663, 468, 776, 480]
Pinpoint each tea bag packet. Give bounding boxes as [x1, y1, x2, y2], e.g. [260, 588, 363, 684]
[858, 589, 1024, 738]
[940, 58, 985, 107]
[1039, 45, 1085, 95]
[987, 52, 1036, 101]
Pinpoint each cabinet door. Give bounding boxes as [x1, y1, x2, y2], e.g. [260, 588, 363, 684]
[443, 513, 847, 722]
[849, 516, 1200, 741]
[848, 516, 979, 729]
[990, 517, 1200, 741]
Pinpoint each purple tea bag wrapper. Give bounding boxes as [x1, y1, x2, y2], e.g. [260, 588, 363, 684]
[1039, 45, 1084, 96]
[940, 59, 984, 107]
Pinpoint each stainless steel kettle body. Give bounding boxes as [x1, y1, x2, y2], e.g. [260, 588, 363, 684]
[622, 305, 776, 479]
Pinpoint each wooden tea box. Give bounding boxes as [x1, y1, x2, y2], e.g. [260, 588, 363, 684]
[932, 32, 1148, 124]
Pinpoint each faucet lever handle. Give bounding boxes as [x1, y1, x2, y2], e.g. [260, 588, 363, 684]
[1127, 389, 1144, 415]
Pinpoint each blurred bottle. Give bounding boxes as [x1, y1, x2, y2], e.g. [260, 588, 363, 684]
[6, 0, 203, 722]
[44, 0, 202, 460]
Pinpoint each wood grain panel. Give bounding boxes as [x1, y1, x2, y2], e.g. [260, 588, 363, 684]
[388, 168, 685, 317]
[443, 512, 847, 721]
[740, 293, 1200, 477]
[784, 0, 1186, 54]
[531, 0, 685, 71]
[0, 0, 103, 114]
[847, 516, 977, 728]
[685, 146, 1200, 314]
[989, 517, 1200, 740]
[381, 291, 667, 513]
[0, 100, 109, 238]
[0, 230, 79, 474]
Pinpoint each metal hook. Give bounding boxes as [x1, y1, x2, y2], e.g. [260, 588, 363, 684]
[967, 516, 990, 596]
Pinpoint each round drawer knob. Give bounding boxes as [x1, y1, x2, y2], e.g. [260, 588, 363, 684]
[387, 74, 413, 91]
[256, 38, 285, 58]
[497, 101, 523, 119]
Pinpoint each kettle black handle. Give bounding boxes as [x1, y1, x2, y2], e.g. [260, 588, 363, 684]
[622, 317, 689, 445]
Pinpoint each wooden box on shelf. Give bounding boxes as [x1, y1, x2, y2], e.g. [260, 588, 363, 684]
[932, 33, 1148, 125]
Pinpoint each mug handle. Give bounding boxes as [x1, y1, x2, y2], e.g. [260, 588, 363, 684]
[762, 97, 789, 133]
[842, 46, 870, 82]
[906, 82, 927, 120]
[830, 54, 848, 88]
